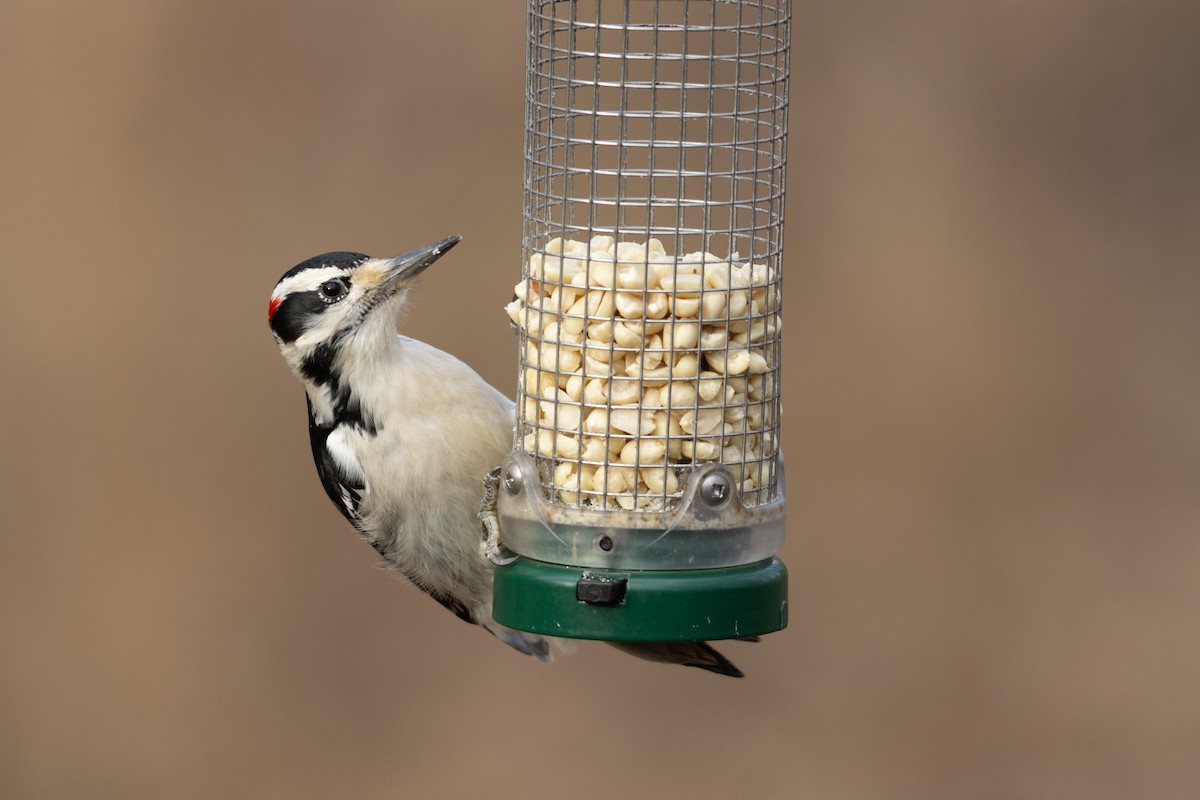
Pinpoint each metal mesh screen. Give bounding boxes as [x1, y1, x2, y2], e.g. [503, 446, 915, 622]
[509, 0, 789, 514]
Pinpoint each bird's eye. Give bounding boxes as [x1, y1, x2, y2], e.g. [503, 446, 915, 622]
[319, 280, 348, 302]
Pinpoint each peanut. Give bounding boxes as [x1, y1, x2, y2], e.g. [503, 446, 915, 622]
[704, 347, 750, 375]
[667, 320, 700, 349]
[641, 465, 679, 495]
[700, 289, 726, 319]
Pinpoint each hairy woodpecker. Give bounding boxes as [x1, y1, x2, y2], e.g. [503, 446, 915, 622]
[268, 235, 748, 676]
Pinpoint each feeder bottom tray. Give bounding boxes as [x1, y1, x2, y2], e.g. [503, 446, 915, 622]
[492, 557, 787, 642]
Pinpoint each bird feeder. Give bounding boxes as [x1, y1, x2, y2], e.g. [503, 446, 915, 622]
[494, 0, 790, 642]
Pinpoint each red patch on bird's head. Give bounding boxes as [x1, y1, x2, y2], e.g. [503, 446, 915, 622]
[268, 295, 283, 323]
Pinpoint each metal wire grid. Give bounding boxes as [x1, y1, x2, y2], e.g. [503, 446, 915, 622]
[515, 0, 789, 512]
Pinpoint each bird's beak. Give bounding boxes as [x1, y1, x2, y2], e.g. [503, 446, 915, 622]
[373, 235, 462, 295]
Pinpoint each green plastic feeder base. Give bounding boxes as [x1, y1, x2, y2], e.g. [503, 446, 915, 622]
[492, 557, 788, 642]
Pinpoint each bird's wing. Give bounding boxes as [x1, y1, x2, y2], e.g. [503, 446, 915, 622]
[606, 640, 748, 677]
[306, 398, 367, 533]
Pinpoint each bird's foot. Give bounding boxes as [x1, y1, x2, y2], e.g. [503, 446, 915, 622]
[479, 466, 518, 566]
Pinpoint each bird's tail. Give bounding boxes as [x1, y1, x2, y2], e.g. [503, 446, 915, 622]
[606, 639, 750, 677]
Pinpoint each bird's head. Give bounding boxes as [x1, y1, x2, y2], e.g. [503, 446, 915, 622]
[268, 235, 460, 369]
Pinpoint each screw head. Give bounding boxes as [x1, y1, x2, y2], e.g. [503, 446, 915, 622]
[504, 464, 523, 496]
[699, 472, 732, 508]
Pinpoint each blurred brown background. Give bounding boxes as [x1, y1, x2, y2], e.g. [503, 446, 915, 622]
[2, 1, 1197, 798]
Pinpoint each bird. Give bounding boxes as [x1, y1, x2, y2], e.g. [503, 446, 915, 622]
[267, 234, 748, 676]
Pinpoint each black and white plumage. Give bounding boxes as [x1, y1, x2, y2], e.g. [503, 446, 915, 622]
[268, 235, 748, 676]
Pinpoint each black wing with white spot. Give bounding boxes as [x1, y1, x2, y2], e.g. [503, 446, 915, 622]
[306, 398, 367, 534]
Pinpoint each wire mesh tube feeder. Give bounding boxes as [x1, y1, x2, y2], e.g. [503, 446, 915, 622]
[492, 0, 791, 642]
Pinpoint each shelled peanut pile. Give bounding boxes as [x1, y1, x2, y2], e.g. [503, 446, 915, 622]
[506, 236, 780, 510]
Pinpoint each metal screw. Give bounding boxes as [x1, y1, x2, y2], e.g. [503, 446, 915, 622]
[504, 464, 523, 496]
[699, 472, 731, 508]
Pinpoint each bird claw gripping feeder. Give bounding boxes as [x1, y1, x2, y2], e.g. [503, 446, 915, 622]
[493, 0, 791, 642]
